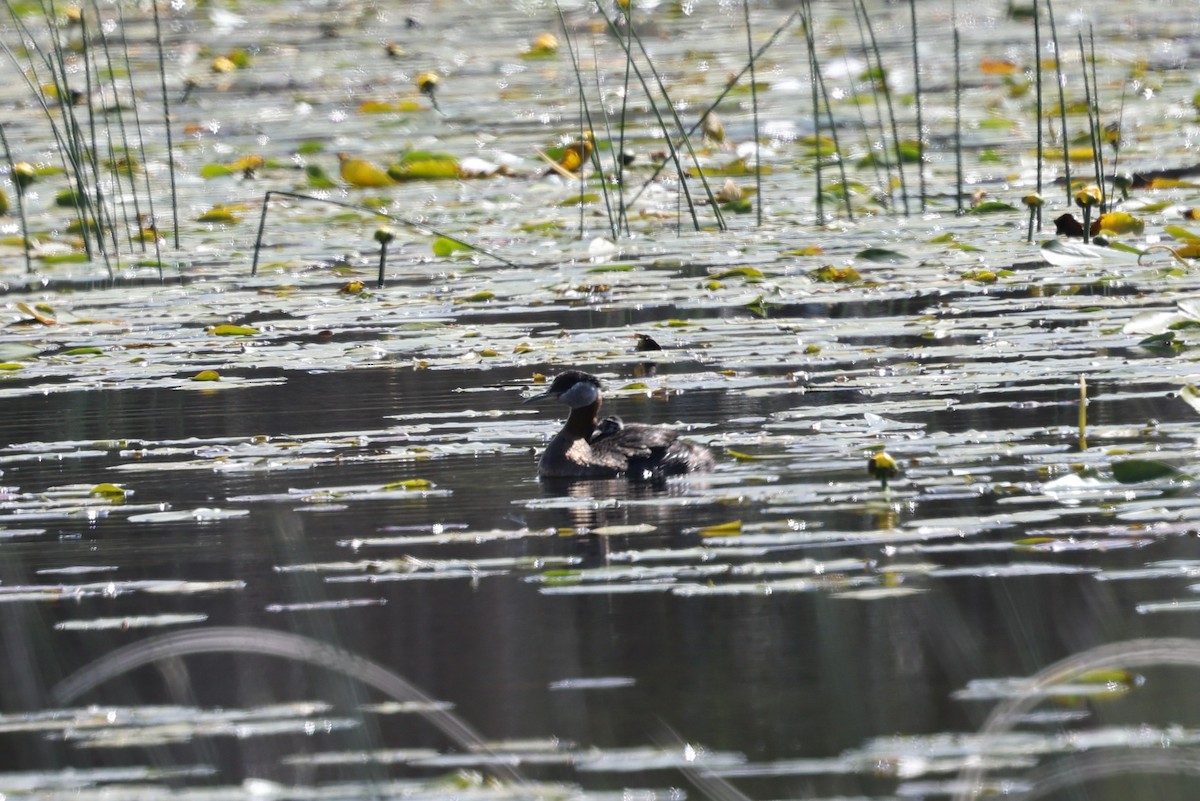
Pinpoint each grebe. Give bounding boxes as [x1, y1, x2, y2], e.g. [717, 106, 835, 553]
[525, 370, 715, 480]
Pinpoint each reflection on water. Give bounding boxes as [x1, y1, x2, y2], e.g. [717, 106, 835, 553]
[0, 360, 1198, 798]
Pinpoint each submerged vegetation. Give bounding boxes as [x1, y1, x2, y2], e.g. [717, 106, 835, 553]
[3, 0, 1200, 798]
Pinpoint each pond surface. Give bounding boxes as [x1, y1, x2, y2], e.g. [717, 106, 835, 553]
[3, 0, 1200, 798]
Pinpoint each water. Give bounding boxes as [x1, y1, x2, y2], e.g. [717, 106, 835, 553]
[5, 0, 1200, 797]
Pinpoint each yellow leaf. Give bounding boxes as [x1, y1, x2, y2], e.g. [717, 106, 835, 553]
[338, 152, 395, 188]
[196, 204, 241, 223]
[382, 479, 433, 490]
[1094, 211, 1144, 235]
[90, 482, 127, 499]
[17, 301, 56, 325]
[192, 370, 221, 381]
[700, 520, 743, 537]
[726, 449, 760, 462]
[209, 324, 257, 336]
[979, 57, 1019, 76]
[227, 155, 263, 173]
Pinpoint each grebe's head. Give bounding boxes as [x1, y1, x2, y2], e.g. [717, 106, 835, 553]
[524, 370, 602, 408]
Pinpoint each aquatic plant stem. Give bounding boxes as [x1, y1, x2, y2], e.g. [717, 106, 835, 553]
[742, 0, 763, 227]
[908, 0, 927, 212]
[802, 4, 823, 223]
[1033, 0, 1044, 230]
[807, 15, 855, 222]
[0, 124, 32, 275]
[1078, 32, 1103, 212]
[840, 11, 888, 209]
[250, 191, 520, 276]
[117, 2, 165, 274]
[953, 23, 964, 215]
[1087, 25, 1106, 212]
[551, 4, 616, 240]
[855, 0, 908, 216]
[1078, 375, 1087, 450]
[151, 0, 180, 249]
[623, 9, 799, 214]
[592, 2, 723, 232]
[1044, 0, 1071, 203]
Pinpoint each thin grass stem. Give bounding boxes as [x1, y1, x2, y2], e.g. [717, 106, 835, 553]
[856, 0, 908, 216]
[954, 24, 964, 215]
[622, 10, 799, 214]
[1087, 25, 1105, 212]
[1033, 0, 1043, 230]
[117, 3, 164, 274]
[0, 125, 33, 275]
[249, 190, 520, 276]
[801, 5, 823, 223]
[742, 0, 762, 226]
[1044, 0, 1071, 203]
[151, 0, 180, 249]
[840, 12, 888, 210]
[592, 2, 722, 232]
[90, 0, 145, 256]
[907, 0, 926, 212]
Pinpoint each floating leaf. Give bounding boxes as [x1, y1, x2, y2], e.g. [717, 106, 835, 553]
[809, 265, 862, 282]
[339, 153, 395, 188]
[1164, 225, 1200, 242]
[61, 346, 103, 356]
[1112, 459, 1188, 484]
[196, 204, 241, 223]
[432, 236, 472, 257]
[193, 370, 221, 381]
[457, 291, 495, 303]
[54, 189, 85, 208]
[209, 324, 258, 336]
[89, 483, 128, 500]
[700, 520, 743, 537]
[711, 266, 764, 281]
[726, 449, 760, 462]
[388, 151, 460, 181]
[16, 302, 55, 325]
[381, 479, 433, 490]
[979, 57, 1019, 76]
[855, 248, 905, 263]
[199, 163, 235, 179]
[968, 200, 1017, 214]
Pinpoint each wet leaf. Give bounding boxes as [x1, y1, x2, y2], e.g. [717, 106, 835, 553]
[1111, 460, 1188, 483]
[699, 520, 742, 537]
[433, 236, 472, 257]
[193, 370, 221, 381]
[855, 248, 905, 263]
[209, 324, 258, 336]
[711, 266, 764, 281]
[809, 265, 862, 282]
[89, 483, 128, 499]
[968, 200, 1017, 213]
[388, 151, 460, 181]
[196, 204, 242, 223]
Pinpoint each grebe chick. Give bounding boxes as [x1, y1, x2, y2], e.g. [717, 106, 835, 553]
[525, 370, 715, 480]
[591, 415, 624, 443]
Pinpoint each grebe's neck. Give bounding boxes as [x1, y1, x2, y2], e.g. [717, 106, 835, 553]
[564, 400, 601, 437]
